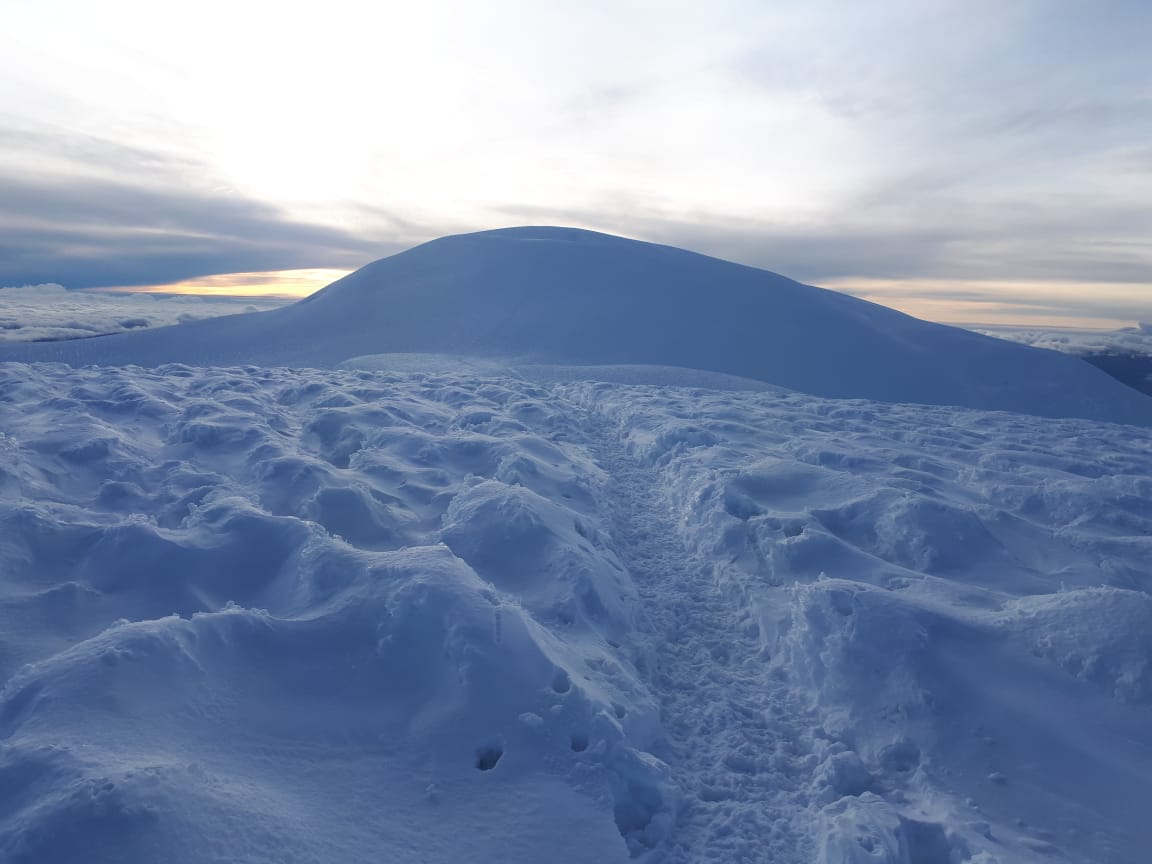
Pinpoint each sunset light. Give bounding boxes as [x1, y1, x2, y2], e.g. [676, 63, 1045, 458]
[95, 269, 352, 299]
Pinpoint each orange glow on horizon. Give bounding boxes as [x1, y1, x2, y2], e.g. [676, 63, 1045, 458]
[821, 277, 1146, 330]
[90, 270, 1146, 330]
[93, 268, 353, 298]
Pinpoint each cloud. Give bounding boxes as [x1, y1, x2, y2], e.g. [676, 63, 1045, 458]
[0, 174, 397, 289]
[717, 0, 1152, 290]
[491, 199, 1152, 284]
[115, 269, 351, 298]
[975, 324, 1152, 358]
[488, 200, 1150, 327]
[0, 127, 209, 182]
[0, 129, 432, 289]
[0, 283, 289, 342]
[827, 281, 1152, 329]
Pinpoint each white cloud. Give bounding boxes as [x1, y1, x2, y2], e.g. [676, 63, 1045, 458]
[0, 284, 288, 343]
[974, 323, 1152, 357]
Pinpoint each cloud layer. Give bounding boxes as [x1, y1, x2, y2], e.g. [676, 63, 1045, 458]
[977, 323, 1152, 358]
[0, 133, 408, 289]
[0, 283, 288, 343]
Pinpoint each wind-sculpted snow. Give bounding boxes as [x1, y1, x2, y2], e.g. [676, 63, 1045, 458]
[0, 364, 672, 864]
[563, 381, 1152, 863]
[1, 362, 1151, 863]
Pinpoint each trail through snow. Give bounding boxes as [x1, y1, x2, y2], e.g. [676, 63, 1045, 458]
[584, 402, 818, 862]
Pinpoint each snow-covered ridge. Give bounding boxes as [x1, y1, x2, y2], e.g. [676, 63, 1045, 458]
[0, 227, 1149, 425]
[2, 362, 1150, 863]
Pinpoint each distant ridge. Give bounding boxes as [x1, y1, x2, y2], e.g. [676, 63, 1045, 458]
[2, 226, 1150, 424]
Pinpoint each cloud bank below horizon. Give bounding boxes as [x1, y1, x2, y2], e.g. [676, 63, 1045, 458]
[0, 283, 288, 343]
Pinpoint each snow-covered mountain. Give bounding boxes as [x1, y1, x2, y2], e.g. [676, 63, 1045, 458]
[1, 226, 1149, 424]
[2, 228, 1152, 864]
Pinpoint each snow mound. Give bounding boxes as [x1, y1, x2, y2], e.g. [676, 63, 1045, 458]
[0, 227, 1149, 424]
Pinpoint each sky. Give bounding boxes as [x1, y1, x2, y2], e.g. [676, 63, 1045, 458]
[2, 0, 1150, 327]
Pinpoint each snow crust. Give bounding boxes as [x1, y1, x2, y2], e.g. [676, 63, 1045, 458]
[1, 228, 1149, 425]
[2, 361, 1151, 863]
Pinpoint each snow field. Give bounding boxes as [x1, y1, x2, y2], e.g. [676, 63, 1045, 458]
[0, 364, 671, 863]
[563, 382, 1152, 862]
[0, 362, 1150, 863]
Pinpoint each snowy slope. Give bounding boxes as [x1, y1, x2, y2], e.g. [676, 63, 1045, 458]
[2, 362, 1151, 864]
[3, 227, 1152, 862]
[0, 227, 1149, 425]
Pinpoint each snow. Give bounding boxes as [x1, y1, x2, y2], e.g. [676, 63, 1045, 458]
[563, 382, 1152, 863]
[1, 227, 1149, 425]
[2, 361, 1150, 863]
[2, 227, 1152, 863]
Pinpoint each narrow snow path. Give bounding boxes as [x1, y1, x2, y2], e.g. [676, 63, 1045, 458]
[578, 401, 819, 864]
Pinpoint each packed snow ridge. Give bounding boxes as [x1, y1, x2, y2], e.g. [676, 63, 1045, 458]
[0, 227, 1148, 425]
[2, 228, 1152, 864]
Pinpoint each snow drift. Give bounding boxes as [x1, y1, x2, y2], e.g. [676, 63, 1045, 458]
[2, 363, 1151, 863]
[0, 227, 1148, 424]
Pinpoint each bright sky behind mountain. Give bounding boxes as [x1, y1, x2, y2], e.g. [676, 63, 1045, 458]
[3, 0, 1150, 325]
